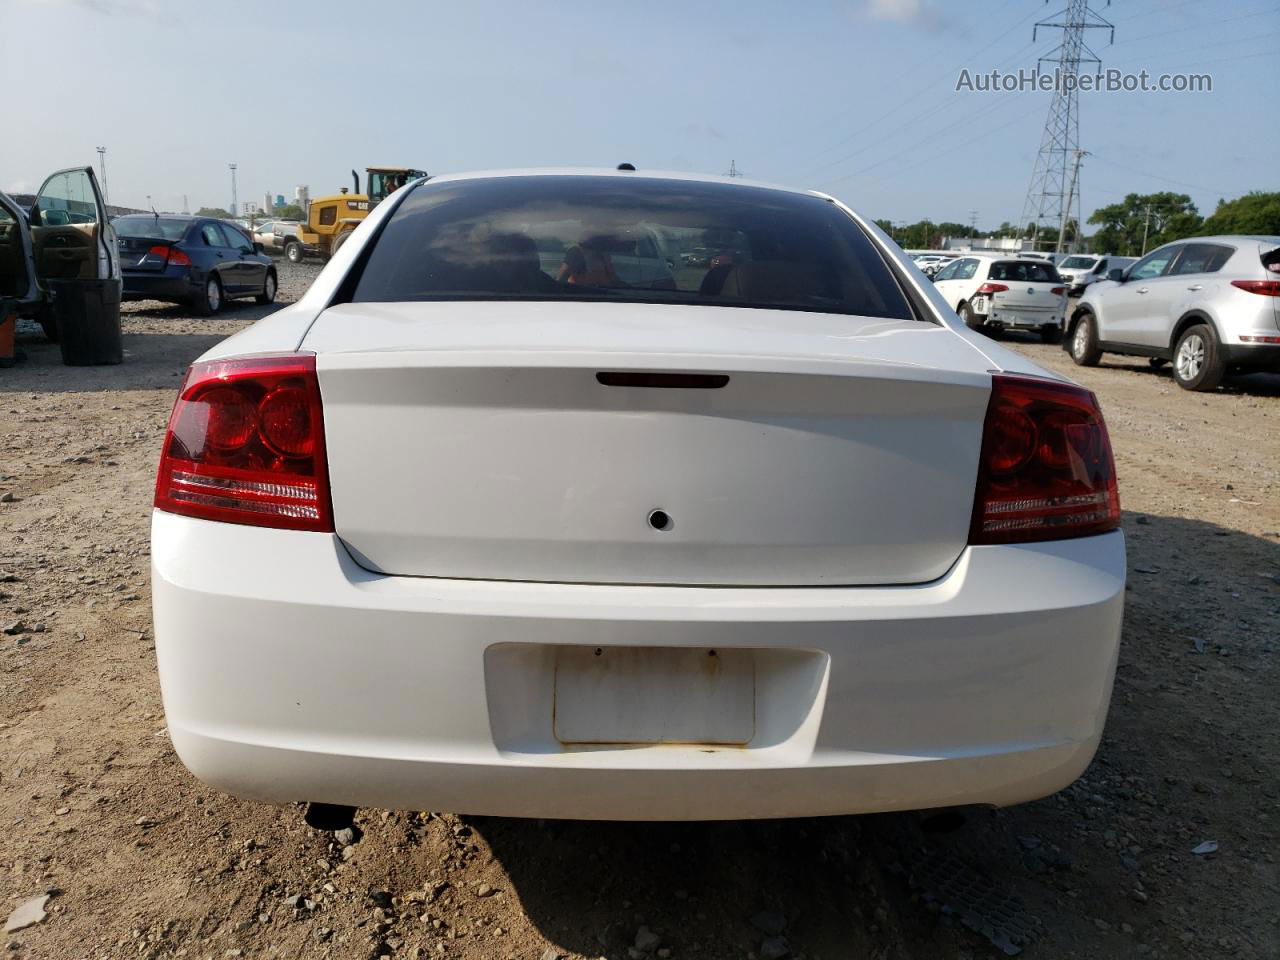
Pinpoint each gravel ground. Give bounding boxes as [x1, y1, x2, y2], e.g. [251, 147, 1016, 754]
[1, 268, 1277, 959]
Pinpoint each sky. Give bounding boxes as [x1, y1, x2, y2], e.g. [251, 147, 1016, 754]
[1, 0, 1276, 230]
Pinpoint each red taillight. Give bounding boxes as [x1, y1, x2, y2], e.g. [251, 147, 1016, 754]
[148, 244, 192, 267]
[1051, 287, 1065, 296]
[1231, 280, 1280, 296]
[970, 375, 1119, 545]
[976, 283, 1009, 295]
[154, 355, 333, 532]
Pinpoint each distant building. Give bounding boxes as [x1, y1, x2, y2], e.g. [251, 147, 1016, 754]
[942, 236, 1033, 253]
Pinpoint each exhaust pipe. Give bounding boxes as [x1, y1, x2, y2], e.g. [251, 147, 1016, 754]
[304, 802, 356, 832]
[351, 170, 360, 196]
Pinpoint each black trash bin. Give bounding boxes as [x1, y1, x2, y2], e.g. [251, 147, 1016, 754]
[49, 278, 123, 366]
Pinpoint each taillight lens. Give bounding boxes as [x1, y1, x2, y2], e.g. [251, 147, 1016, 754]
[1231, 280, 1280, 296]
[148, 244, 192, 267]
[970, 375, 1119, 545]
[154, 354, 333, 532]
[1051, 287, 1065, 296]
[976, 283, 1009, 295]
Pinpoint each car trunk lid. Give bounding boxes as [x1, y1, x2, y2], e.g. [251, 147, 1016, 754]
[304, 301, 994, 586]
[116, 235, 174, 272]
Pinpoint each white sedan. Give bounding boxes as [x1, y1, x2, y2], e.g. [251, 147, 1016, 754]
[151, 169, 1124, 822]
[932, 254, 1069, 342]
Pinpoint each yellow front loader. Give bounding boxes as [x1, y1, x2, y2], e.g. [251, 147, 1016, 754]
[286, 166, 426, 263]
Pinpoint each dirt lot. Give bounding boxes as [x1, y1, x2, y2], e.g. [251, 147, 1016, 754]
[1, 268, 1277, 960]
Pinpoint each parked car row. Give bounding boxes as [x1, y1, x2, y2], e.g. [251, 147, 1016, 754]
[913, 237, 1280, 391]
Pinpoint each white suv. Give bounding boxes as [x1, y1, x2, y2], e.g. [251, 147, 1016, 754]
[1066, 236, 1280, 390]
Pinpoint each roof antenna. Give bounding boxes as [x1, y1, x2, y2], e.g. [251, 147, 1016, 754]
[616, 162, 636, 171]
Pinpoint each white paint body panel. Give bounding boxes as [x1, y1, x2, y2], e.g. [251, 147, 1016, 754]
[307, 302, 991, 586]
[152, 511, 1124, 820]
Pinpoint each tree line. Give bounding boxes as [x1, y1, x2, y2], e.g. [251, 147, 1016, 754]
[875, 191, 1279, 253]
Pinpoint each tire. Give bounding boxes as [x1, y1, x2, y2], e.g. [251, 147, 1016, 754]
[1172, 323, 1225, 391]
[284, 241, 304, 264]
[1040, 324, 1063, 345]
[1068, 312, 1102, 366]
[36, 303, 59, 343]
[958, 301, 983, 331]
[191, 275, 223, 317]
[331, 230, 355, 257]
[255, 270, 277, 305]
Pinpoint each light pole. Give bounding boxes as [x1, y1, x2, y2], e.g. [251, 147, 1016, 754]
[95, 146, 109, 207]
[229, 163, 238, 218]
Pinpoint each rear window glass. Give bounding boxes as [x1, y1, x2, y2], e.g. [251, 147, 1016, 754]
[350, 176, 914, 320]
[114, 217, 188, 241]
[989, 261, 1062, 283]
[1058, 256, 1096, 270]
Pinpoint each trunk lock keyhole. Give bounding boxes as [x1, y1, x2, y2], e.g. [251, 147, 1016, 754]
[648, 509, 672, 531]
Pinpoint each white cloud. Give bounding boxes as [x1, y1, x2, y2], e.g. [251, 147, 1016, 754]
[863, 0, 934, 24]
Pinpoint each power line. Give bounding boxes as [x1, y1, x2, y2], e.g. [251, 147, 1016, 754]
[1087, 154, 1232, 197]
[1106, 4, 1279, 48]
[772, 0, 1038, 175]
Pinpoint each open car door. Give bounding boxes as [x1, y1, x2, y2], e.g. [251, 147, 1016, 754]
[28, 166, 120, 345]
[29, 166, 118, 288]
[0, 190, 38, 313]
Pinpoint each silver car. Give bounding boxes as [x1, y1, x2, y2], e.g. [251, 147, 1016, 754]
[1066, 235, 1280, 390]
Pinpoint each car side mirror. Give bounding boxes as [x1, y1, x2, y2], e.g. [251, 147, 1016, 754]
[250, 243, 263, 254]
[1107, 268, 1125, 282]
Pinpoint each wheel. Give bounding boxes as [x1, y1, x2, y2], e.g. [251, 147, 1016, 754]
[958, 301, 983, 331]
[284, 241, 304, 264]
[1068, 312, 1101, 366]
[1040, 324, 1063, 345]
[36, 302, 59, 343]
[1148, 357, 1168, 369]
[331, 230, 355, 257]
[255, 270, 277, 305]
[191, 275, 223, 317]
[1172, 323, 1225, 391]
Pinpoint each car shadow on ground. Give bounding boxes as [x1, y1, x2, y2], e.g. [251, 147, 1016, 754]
[461, 510, 1280, 959]
[993, 329, 1280, 397]
[120, 298, 283, 323]
[1, 300, 284, 393]
[1, 331, 232, 393]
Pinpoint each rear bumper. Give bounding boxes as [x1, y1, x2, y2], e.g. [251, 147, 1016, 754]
[151, 511, 1125, 820]
[986, 309, 1063, 329]
[121, 268, 198, 303]
[1222, 342, 1280, 369]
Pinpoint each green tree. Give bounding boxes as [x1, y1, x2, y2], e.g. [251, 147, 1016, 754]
[1087, 192, 1202, 256]
[1202, 191, 1280, 235]
[194, 206, 234, 220]
[271, 203, 305, 221]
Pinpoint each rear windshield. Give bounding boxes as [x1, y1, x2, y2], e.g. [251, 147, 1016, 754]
[989, 260, 1062, 283]
[349, 176, 914, 320]
[114, 217, 188, 241]
[1058, 256, 1097, 270]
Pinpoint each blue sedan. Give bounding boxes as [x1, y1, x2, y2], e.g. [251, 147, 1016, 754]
[114, 215, 276, 315]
